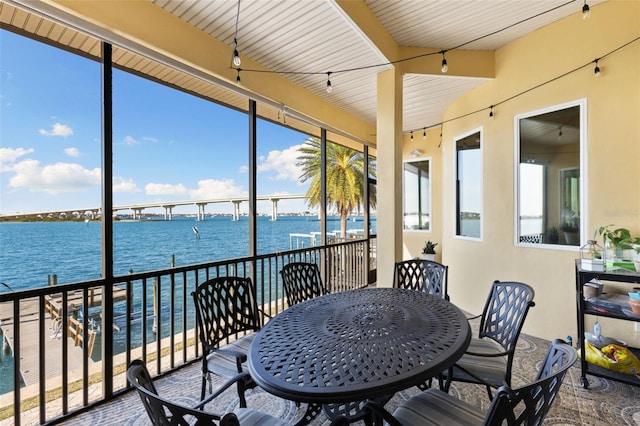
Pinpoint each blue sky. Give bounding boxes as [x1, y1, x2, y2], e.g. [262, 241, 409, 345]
[0, 29, 313, 216]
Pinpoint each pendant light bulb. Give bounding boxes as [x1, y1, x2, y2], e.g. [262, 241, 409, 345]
[593, 59, 601, 77]
[236, 69, 241, 85]
[410, 132, 414, 142]
[233, 49, 241, 67]
[422, 128, 427, 140]
[326, 72, 333, 93]
[440, 52, 448, 73]
[489, 106, 494, 119]
[232, 38, 241, 67]
[582, 1, 591, 19]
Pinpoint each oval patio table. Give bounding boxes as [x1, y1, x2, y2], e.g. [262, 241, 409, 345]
[248, 287, 471, 424]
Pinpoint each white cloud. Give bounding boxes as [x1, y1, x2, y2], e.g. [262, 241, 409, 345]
[257, 144, 303, 181]
[113, 177, 140, 193]
[64, 147, 82, 157]
[0, 147, 34, 171]
[189, 179, 247, 199]
[8, 159, 100, 194]
[122, 135, 139, 146]
[38, 123, 73, 137]
[145, 182, 188, 196]
[142, 136, 158, 143]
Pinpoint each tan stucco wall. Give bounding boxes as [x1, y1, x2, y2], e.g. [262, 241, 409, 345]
[413, 0, 640, 342]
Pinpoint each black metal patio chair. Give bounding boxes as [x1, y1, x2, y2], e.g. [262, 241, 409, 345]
[191, 276, 263, 406]
[280, 261, 329, 306]
[126, 359, 289, 426]
[363, 338, 576, 425]
[393, 258, 449, 300]
[440, 280, 535, 399]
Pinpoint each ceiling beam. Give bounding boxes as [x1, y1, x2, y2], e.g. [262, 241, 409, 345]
[336, 0, 494, 79]
[335, 0, 402, 63]
[399, 47, 495, 78]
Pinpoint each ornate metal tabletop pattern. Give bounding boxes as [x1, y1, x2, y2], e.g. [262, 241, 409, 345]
[248, 288, 470, 403]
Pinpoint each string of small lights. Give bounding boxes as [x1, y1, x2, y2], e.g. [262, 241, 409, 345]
[229, 1, 636, 142]
[232, 0, 584, 91]
[405, 35, 640, 137]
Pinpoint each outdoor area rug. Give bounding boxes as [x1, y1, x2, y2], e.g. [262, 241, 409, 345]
[54, 332, 640, 426]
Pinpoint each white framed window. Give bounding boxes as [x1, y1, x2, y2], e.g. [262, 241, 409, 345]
[403, 158, 431, 231]
[454, 129, 482, 239]
[515, 99, 586, 247]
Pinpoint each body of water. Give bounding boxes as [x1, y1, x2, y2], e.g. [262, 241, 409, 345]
[0, 215, 373, 291]
[0, 215, 374, 394]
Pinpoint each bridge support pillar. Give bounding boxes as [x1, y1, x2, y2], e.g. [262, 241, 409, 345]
[232, 201, 242, 221]
[196, 203, 206, 221]
[270, 198, 280, 221]
[162, 205, 175, 221]
[133, 208, 144, 220]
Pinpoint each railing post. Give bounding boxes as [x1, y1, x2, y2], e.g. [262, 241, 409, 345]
[152, 279, 158, 334]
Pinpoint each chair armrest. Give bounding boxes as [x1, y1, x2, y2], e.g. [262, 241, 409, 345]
[194, 371, 252, 409]
[363, 401, 403, 426]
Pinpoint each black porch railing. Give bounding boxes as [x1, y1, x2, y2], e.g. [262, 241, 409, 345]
[0, 237, 375, 425]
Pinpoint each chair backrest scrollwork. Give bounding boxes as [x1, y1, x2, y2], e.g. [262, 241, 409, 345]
[393, 259, 449, 300]
[280, 262, 328, 306]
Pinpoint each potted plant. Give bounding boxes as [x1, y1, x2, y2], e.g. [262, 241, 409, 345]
[421, 240, 438, 261]
[595, 225, 640, 271]
[559, 221, 579, 245]
[594, 225, 633, 260]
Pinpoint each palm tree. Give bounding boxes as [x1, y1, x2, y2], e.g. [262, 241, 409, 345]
[297, 137, 376, 238]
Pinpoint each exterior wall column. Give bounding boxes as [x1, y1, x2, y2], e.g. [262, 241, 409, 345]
[376, 68, 404, 287]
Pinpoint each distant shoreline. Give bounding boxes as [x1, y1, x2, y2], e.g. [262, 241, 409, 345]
[0, 212, 325, 223]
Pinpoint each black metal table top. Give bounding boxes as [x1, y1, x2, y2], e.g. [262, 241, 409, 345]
[248, 287, 471, 403]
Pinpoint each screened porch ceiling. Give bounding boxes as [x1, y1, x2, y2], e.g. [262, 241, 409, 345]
[1, 0, 605, 148]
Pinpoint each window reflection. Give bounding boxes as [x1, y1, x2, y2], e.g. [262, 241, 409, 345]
[517, 104, 581, 246]
[455, 131, 482, 238]
[403, 159, 430, 231]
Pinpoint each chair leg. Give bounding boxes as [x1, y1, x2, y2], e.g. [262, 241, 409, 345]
[439, 366, 453, 393]
[485, 385, 494, 400]
[237, 376, 248, 408]
[200, 370, 207, 402]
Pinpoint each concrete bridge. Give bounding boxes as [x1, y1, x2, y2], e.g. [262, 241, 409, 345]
[2, 194, 307, 222]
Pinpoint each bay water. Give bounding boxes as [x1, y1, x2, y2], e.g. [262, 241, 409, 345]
[0, 215, 375, 394]
[0, 215, 374, 291]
